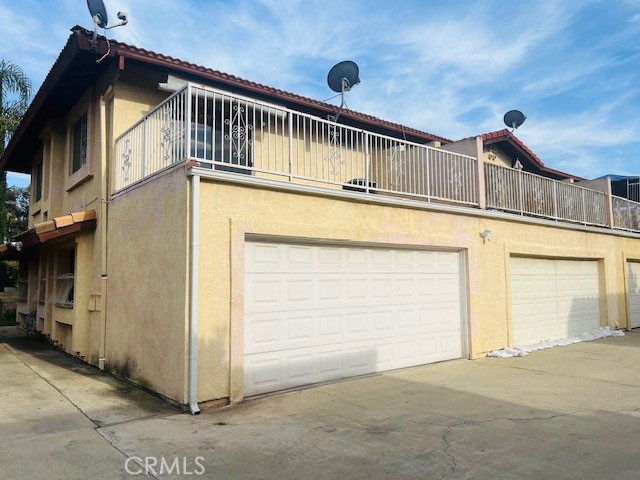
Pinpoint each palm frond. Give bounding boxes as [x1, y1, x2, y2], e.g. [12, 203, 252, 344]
[0, 60, 32, 105]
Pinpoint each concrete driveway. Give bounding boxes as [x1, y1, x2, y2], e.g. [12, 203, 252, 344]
[3, 326, 640, 479]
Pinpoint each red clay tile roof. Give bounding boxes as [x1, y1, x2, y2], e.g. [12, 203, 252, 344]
[481, 128, 583, 181]
[71, 26, 451, 144]
[0, 210, 97, 260]
[1, 26, 451, 172]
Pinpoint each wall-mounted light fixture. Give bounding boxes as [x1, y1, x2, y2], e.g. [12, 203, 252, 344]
[479, 229, 493, 242]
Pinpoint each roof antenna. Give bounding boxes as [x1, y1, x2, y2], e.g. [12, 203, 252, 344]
[326, 61, 361, 122]
[87, 0, 129, 63]
[503, 110, 527, 134]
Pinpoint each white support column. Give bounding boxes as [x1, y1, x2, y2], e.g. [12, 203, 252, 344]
[475, 136, 487, 209]
[606, 178, 615, 229]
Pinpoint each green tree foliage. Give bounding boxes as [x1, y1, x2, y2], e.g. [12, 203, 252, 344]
[0, 60, 31, 148]
[0, 60, 32, 287]
[6, 185, 29, 238]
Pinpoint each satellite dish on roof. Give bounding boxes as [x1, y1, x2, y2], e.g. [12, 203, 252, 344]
[87, 0, 109, 28]
[86, 0, 129, 62]
[503, 110, 527, 132]
[327, 61, 360, 93]
[326, 60, 361, 122]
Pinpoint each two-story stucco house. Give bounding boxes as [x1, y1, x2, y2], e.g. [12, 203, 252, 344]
[2, 26, 640, 413]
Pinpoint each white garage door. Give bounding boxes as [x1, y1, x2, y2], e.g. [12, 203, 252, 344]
[244, 242, 464, 396]
[627, 262, 640, 329]
[510, 257, 601, 346]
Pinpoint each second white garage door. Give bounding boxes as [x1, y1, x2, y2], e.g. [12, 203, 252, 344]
[510, 257, 601, 346]
[627, 261, 640, 329]
[244, 242, 464, 396]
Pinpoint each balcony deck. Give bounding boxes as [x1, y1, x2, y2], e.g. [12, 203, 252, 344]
[114, 83, 640, 235]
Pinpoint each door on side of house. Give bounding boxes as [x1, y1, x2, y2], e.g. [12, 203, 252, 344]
[510, 257, 601, 346]
[627, 261, 640, 329]
[243, 241, 465, 396]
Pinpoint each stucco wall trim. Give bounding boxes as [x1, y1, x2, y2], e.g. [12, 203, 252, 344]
[188, 167, 640, 240]
[111, 162, 187, 198]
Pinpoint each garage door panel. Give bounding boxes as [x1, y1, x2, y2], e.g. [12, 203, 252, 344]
[628, 262, 640, 328]
[511, 257, 555, 275]
[245, 275, 459, 315]
[246, 245, 459, 275]
[244, 242, 463, 395]
[511, 257, 600, 346]
[245, 301, 461, 355]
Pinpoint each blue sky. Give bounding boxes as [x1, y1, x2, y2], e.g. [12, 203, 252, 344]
[1, 0, 639, 187]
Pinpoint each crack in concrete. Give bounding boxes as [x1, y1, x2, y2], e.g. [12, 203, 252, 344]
[434, 410, 585, 479]
[5, 343, 168, 479]
[4, 344, 97, 425]
[439, 425, 457, 480]
[482, 360, 640, 389]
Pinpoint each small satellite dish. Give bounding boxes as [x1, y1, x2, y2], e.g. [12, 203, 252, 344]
[327, 61, 361, 93]
[326, 61, 361, 122]
[87, 0, 109, 28]
[503, 110, 527, 131]
[86, 0, 129, 62]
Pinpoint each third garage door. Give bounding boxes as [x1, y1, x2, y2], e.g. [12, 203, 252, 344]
[510, 257, 601, 346]
[627, 261, 640, 329]
[244, 242, 464, 396]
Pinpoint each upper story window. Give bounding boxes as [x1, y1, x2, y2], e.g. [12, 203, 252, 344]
[34, 159, 43, 202]
[66, 90, 93, 191]
[72, 113, 88, 173]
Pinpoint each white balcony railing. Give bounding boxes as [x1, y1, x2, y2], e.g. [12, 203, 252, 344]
[115, 84, 479, 205]
[628, 182, 640, 202]
[612, 196, 640, 231]
[485, 163, 610, 227]
[113, 82, 640, 235]
[115, 88, 188, 190]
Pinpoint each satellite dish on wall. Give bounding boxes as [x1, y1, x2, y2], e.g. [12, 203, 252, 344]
[503, 110, 527, 132]
[87, 0, 129, 61]
[326, 61, 361, 122]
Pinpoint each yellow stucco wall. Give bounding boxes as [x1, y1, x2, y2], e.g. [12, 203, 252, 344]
[193, 178, 640, 403]
[17, 61, 640, 408]
[106, 165, 189, 403]
[22, 83, 105, 362]
[22, 66, 173, 367]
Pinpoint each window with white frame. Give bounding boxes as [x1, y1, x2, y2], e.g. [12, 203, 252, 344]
[17, 262, 28, 303]
[33, 157, 43, 202]
[55, 247, 75, 308]
[71, 113, 88, 173]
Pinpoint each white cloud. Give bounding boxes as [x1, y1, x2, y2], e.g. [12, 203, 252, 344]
[0, 0, 638, 182]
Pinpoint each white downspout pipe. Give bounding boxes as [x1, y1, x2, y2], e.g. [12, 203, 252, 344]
[189, 172, 201, 415]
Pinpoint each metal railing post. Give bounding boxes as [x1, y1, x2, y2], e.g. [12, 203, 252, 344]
[425, 148, 431, 202]
[142, 119, 148, 178]
[475, 136, 485, 209]
[288, 112, 293, 182]
[552, 181, 558, 220]
[364, 131, 370, 193]
[605, 178, 614, 229]
[517, 170, 524, 215]
[186, 84, 193, 161]
[581, 188, 587, 225]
